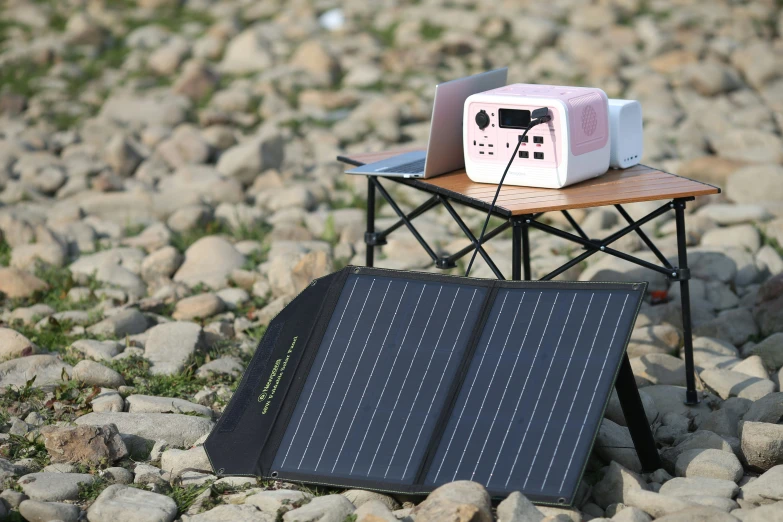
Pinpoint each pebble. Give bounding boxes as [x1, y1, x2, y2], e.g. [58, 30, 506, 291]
[658, 477, 738, 499]
[740, 421, 783, 472]
[87, 308, 149, 337]
[70, 339, 124, 361]
[40, 424, 128, 466]
[196, 356, 243, 378]
[631, 354, 687, 386]
[126, 394, 213, 418]
[342, 490, 400, 511]
[18, 499, 81, 522]
[0, 327, 37, 361]
[699, 369, 775, 401]
[87, 484, 177, 522]
[244, 489, 311, 516]
[17, 472, 94, 502]
[354, 500, 398, 522]
[172, 292, 226, 320]
[0, 354, 71, 389]
[173, 236, 246, 289]
[675, 449, 744, 483]
[411, 481, 492, 522]
[72, 360, 126, 388]
[743, 333, 783, 371]
[74, 412, 214, 458]
[742, 392, 783, 423]
[0, 267, 48, 298]
[144, 321, 204, 375]
[283, 494, 355, 522]
[593, 462, 648, 509]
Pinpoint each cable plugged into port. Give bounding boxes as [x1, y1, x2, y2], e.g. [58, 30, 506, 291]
[465, 106, 552, 277]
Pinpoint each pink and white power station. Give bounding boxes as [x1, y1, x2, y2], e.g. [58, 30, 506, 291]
[463, 84, 611, 189]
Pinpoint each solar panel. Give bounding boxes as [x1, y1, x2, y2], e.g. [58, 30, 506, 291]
[205, 267, 647, 506]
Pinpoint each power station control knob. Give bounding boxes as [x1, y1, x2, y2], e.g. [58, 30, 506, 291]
[475, 110, 489, 130]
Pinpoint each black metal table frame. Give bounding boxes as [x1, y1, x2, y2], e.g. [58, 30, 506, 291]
[340, 158, 707, 471]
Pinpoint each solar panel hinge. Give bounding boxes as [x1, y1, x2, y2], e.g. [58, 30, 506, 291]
[669, 267, 690, 281]
[364, 232, 388, 246]
[436, 257, 457, 269]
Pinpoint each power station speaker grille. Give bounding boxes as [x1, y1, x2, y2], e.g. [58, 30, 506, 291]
[204, 267, 646, 505]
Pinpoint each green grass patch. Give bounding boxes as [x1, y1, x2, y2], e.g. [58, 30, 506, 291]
[169, 482, 214, 516]
[0, 434, 50, 468]
[0, 61, 50, 98]
[78, 475, 109, 503]
[367, 22, 398, 47]
[4, 264, 102, 313]
[0, 240, 11, 266]
[420, 21, 444, 41]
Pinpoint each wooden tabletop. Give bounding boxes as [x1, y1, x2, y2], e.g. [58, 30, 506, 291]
[339, 149, 720, 216]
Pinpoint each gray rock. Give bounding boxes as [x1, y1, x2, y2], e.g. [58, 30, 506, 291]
[659, 477, 738, 499]
[700, 369, 775, 401]
[627, 325, 683, 358]
[17, 472, 94, 502]
[412, 481, 492, 522]
[70, 339, 123, 361]
[695, 205, 773, 226]
[172, 293, 225, 321]
[341, 490, 400, 511]
[354, 500, 397, 522]
[102, 466, 134, 484]
[196, 356, 243, 378]
[72, 360, 125, 388]
[141, 246, 183, 282]
[244, 489, 311, 516]
[740, 421, 783, 472]
[732, 356, 769, 380]
[651, 505, 739, 522]
[18, 499, 81, 522]
[597, 419, 643, 472]
[593, 462, 648, 509]
[92, 388, 125, 413]
[41, 423, 127, 466]
[174, 236, 246, 290]
[744, 334, 783, 371]
[87, 484, 177, 522]
[216, 132, 284, 185]
[496, 491, 545, 522]
[0, 328, 37, 361]
[74, 412, 213, 458]
[88, 308, 149, 338]
[662, 431, 735, 472]
[99, 93, 188, 129]
[160, 446, 211, 477]
[185, 504, 275, 521]
[611, 507, 651, 522]
[694, 308, 758, 347]
[623, 489, 697, 518]
[742, 393, 783, 423]
[0, 354, 71, 389]
[740, 465, 783, 506]
[727, 165, 783, 206]
[631, 354, 686, 386]
[144, 321, 204, 375]
[675, 495, 738, 512]
[127, 395, 212, 418]
[675, 449, 744, 482]
[283, 494, 355, 522]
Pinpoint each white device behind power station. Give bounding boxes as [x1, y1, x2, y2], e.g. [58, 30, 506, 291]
[608, 99, 643, 169]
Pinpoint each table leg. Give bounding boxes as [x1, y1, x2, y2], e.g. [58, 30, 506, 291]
[615, 353, 663, 472]
[675, 199, 700, 405]
[366, 177, 375, 267]
[512, 220, 521, 280]
[522, 220, 531, 281]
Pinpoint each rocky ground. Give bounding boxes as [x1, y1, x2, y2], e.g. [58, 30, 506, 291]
[0, 0, 783, 521]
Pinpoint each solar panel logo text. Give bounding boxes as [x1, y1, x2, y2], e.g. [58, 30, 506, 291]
[259, 336, 298, 414]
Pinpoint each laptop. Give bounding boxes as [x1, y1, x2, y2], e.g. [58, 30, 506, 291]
[346, 68, 508, 179]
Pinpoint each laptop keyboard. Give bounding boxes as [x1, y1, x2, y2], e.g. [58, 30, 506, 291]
[383, 158, 426, 174]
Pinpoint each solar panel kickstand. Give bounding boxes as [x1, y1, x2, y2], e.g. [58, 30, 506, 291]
[614, 354, 662, 472]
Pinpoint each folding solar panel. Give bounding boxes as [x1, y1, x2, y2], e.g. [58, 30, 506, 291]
[205, 267, 647, 505]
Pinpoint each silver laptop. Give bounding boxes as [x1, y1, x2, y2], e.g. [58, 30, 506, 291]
[346, 68, 508, 179]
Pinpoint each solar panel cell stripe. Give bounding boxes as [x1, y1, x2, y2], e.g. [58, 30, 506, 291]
[447, 292, 510, 482]
[401, 288, 476, 479]
[279, 277, 359, 470]
[503, 292, 560, 488]
[486, 292, 542, 485]
[558, 293, 629, 492]
[468, 292, 526, 481]
[323, 280, 393, 472]
[344, 282, 409, 475]
[297, 279, 377, 469]
[537, 293, 594, 490]
[522, 293, 591, 489]
[366, 284, 428, 475]
[382, 286, 445, 478]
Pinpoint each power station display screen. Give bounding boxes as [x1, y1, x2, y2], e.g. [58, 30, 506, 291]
[499, 108, 531, 129]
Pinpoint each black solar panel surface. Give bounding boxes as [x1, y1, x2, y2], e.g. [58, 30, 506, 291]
[425, 287, 637, 502]
[273, 274, 488, 483]
[250, 270, 643, 504]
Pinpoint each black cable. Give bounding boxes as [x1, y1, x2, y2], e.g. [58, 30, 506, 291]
[464, 108, 551, 278]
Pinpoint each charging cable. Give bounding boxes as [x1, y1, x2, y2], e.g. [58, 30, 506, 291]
[464, 107, 552, 278]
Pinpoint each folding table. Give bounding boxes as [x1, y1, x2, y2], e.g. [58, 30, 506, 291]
[338, 150, 721, 407]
